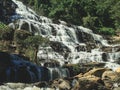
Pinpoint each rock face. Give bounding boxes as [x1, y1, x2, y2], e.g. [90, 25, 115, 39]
[51, 79, 71, 90]
[0, 52, 50, 83]
[0, 52, 70, 83]
[0, 0, 17, 23]
[84, 68, 111, 77]
[1, 67, 120, 90]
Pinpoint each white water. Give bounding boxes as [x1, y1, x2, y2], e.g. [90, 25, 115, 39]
[48, 67, 69, 80]
[10, 0, 120, 71]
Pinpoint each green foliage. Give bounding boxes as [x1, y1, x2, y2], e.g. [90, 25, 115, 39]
[24, 35, 49, 48]
[13, 29, 49, 62]
[110, 0, 120, 29]
[24, 35, 49, 63]
[82, 15, 98, 30]
[98, 27, 115, 35]
[17, 0, 120, 35]
[19, 0, 50, 15]
[14, 30, 32, 44]
[0, 22, 9, 30]
[72, 64, 81, 74]
[0, 22, 14, 41]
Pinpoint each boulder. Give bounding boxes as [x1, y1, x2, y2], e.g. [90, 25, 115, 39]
[84, 68, 111, 77]
[76, 78, 109, 90]
[74, 73, 83, 78]
[102, 71, 120, 89]
[101, 45, 120, 53]
[73, 74, 106, 90]
[52, 78, 71, 90]
[102, 71, 119, 81]
[80, 75, 103, 84]
[115, 67, 120, 73]
[101, 46, 113, 53]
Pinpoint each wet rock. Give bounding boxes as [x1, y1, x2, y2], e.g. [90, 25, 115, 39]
[101, 46, 120, 53]
[63, 64, 91, 77]
[50, 41, 70, 53]
[102, 53, 108, 62]
[52, 78, 71, 90]
[20, 21, 30, 31]
[102, 71, 119, 81]
[0, 52, 50, 83]
[84, 68, 111, 77]
[75, 44, 87, 52]
[0, 0, 17, 23]
[101, 46, 113, 53]
[76, 78, 109, 90]
[44, 61, 60, 68]
[81, 75, 103, 84]
[76, 28, 97, 51]
[64, 63, 105, 77]
[102, 71, 120, 89]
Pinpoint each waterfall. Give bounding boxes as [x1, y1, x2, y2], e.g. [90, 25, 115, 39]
[8, 0, 120, 71]
[43, 62, 70, 80]
[0, 52, 52, 83]
[47, 67, 70, 80]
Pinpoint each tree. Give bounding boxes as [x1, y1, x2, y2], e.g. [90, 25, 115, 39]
[0, 22, 14, 50]
[0, 22, 14, 41]
[14, 30, 32, 54]
[110, 0, 120, 29]
[24, 35, 49, 64]
[82, 15, 98, 30]
[19, 0, 120, 35]
[14, 30, 32, 44]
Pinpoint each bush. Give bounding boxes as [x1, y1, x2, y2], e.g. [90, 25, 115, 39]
[98, 27, 115, 35]
[82, 15, 98, 30]
[0, 22, 14, 41]
[0, 22, 9, 30]
[14, 30, 32, 44]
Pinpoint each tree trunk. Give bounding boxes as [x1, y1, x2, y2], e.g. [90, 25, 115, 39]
[34, 48, 38, 64]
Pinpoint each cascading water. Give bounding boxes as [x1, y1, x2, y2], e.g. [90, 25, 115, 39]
[43, 62, 70, 80]
[0, 52, 50, 83]
[8, 0, 120, 72]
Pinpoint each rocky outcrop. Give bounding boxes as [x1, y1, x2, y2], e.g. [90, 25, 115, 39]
[0, 0, 17, 23]
[101, 46, 120, 53]
[50, 41, 71, 53]
[0, 52, 50, 83]
[76, 27, 97, 52]
[64, 63, 106, 77]
[84, 68, 111, 77]
[51, 79, 71, 90]
[102, 71, 119, 81]
[1, 67, 120, 90]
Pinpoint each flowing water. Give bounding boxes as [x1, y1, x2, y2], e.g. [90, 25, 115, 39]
[0, 52, 50, 83]
[8, 0, 120, 72]
[0, 0, 119, 84]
